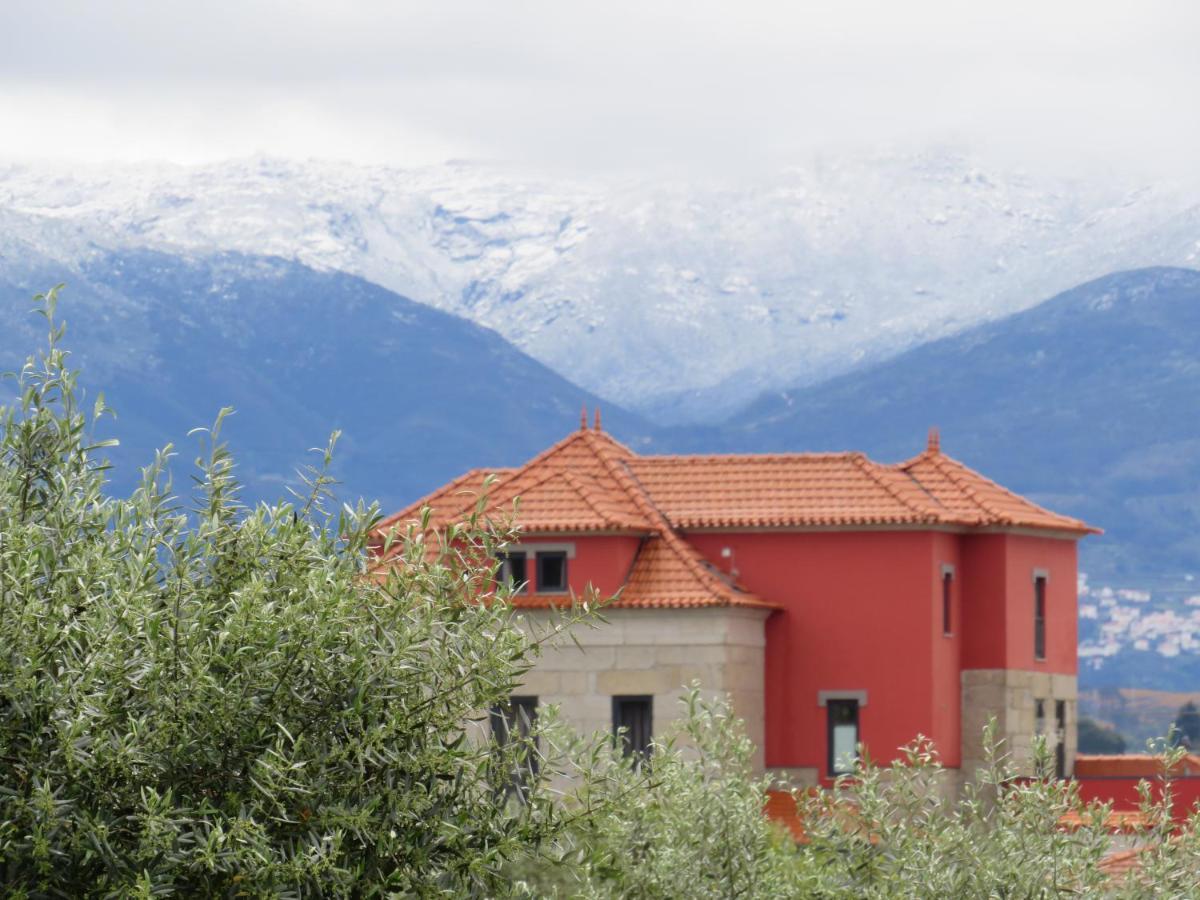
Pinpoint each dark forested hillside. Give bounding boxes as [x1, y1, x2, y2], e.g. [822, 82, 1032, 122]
[0, 250, 654, 511]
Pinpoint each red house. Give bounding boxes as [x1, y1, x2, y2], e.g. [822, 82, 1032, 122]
[375, 414, 1097, 788]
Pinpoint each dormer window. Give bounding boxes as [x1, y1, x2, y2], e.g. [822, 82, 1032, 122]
[497, 552, 528, 593]
[536, 551, 568, 593]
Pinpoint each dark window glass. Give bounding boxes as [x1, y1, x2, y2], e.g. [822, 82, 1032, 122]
[827, 699, 860, 776]
[612, 695, 653, 760]
[1034, 575, 1047, 660]
[536, 551, 568, 593]
[490, 696, 538, 799]
[1035, 699, 1046, 734]
[942, 570, 953, 635]
[496, 552, 528, 593]
[1055, 700, 1067, 779]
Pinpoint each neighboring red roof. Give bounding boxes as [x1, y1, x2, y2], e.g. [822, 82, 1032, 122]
[1058, 809, 1150, 832]
[764, 790, 806, 841]
[372, 422, 1097, 608]
[1098, 848, 1145, 878]
[1074, 754, 1200, 778]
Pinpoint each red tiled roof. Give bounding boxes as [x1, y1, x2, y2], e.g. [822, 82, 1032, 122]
[1074, 754, 1200, 778]
[1098, 848, 1145, 877]
[1058, 810, 1150, 832]
[372, 423, 1096, 608]
[764, 790, 807, 841]
[625, 439, 1096, 534]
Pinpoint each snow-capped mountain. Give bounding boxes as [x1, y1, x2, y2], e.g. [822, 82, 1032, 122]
[1, 153, 1198, 420]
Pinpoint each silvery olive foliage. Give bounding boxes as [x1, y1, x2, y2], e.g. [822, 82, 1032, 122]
[796, 729, 1200, 899]
[0, 289, 591, 896]
[510, 687, 807, 899]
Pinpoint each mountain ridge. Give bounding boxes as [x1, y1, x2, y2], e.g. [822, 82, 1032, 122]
[3, 154, 1198, 420]
[0, 248, 656, 512]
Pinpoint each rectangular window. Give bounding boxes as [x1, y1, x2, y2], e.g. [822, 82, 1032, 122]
[1035, 699, 1046, 734]
[490, 695, 539, 798]
[496, 552, 528, 593]
[1055, 700, 1067, 779]
[942, 568, 953, 635]
[1034, 574, 1047, 660]
[536, 551, 568, 593]
[612, 695, 653, 759]
[827, 699, 860, 776]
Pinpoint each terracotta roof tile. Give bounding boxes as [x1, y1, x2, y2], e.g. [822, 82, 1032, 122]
[373, 424, 1097, 608]
[617, 535, 776, 609]
[898, 450, 1098, 534]
[764, 790, 807, 842]
[1098, 848, 1145, 877]
[376, 428, 651, 536]
[1074, 754, 1200, 777]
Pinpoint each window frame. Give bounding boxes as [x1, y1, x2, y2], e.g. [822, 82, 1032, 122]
[941, 564, 955, 636]
[612, 695, 653, 760]
[535, 550, 569, 594]
[496, 551, 529, 594]
[1034, 572, 1048, 661]
[490, 695, 539, 798]
[1054, 700, 1067, 779]
[826, 698, 860, 777]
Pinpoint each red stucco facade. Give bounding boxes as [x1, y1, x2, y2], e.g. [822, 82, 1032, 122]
[376, 422, 1095, 783]
[672, 529, 1076, 779]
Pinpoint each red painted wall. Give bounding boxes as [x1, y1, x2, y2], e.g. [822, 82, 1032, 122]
[930, 532, 962, 768]
[521, 533, 642, 597]
[529, 526, 1080, 779]
[684, 530, 950, 778]
[960, 533, 1076, 673]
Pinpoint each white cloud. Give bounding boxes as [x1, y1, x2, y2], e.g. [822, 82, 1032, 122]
[0, 0, 1197, 177]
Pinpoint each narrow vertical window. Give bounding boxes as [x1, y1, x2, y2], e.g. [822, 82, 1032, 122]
[612, 695, 653, 760]
[827, 699, 860, 776]
[496, 551, 528, 593]
[535, 551, 568, 593]
[491, 695, 539, 799]
[942, 567, 953, 636]
[1035, 699, 1046, 735]
[1055, 700, 1067, 779]
[1034, 574, 1047, 660]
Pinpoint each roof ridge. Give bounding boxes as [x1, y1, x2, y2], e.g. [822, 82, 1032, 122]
[933, 453, 1097, 531]
[632, 450, 866, 464]
[850, 453, 941, 522]
[375, 427, 634, 537]
[586, 430, 756, 605]
[926, 452, 1005, 523]
[373, 466, 510, 534]
[561, 469, 624, 528]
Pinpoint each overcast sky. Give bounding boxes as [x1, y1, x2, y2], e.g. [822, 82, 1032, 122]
[1, 0, 1197, 178]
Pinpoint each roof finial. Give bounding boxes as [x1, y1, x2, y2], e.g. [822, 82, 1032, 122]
[580, 405, 588, 431]
[927, 426, 941, 453]
[594, 407, 602, 432]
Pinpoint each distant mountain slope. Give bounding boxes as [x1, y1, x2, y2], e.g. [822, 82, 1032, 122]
[716, 266, 1200, 584]
[2, 155, 1198, 420]
[0, 250, 653, 511]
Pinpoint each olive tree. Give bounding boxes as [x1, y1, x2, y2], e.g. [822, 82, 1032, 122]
[0, 288, 585, 896]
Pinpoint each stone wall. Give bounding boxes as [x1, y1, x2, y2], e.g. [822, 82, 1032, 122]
[512, 607, 770, 771]
[961, 669, 1077, 778]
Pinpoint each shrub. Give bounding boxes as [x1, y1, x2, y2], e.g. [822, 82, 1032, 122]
[513, 687, 805, 899]
[1079, 716, 1128, 754]
[0, 288, 575, 896]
